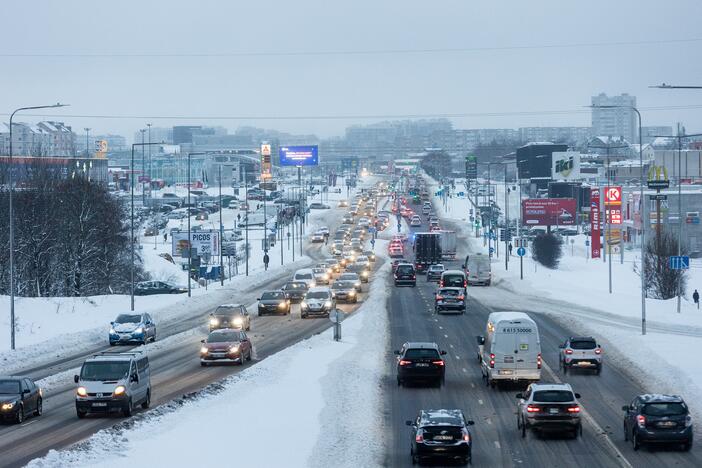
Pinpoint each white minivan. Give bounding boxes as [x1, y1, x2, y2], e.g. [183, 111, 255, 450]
[476, 312, 541, 388]
[293, 268, 317, 288]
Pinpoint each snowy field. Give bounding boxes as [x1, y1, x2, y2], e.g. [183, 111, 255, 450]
[427, 174, 702, 418]
[0, 181, 366, 373]
[29, 245, 391, 468]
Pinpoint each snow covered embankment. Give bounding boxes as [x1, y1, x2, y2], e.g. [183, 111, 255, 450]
[30, 259, 391, 468]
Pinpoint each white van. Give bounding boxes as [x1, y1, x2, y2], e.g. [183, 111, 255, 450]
[476, 312, 541, 388]
[463, 253, 491, 286]
[293, 268, 316, 288]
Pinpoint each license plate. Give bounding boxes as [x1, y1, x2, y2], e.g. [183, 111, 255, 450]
[92, 402, 108, 407]
[498, 369, 513, 375]
[210, 353, 225, 358]
[577, 361, 592, 367]
[433, 435, 453, 441]
[549, 408, 559, 414]
[658, 421, 676, 427]
[416, 363, 430, 367]
[445, 299, 455, 303]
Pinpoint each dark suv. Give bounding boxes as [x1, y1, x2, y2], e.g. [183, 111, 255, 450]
[623, 394, 693, 451]
[208, 304, 251, 332]
[406, 409, 474, 465]
[394, 263, 416, 287]
[517, 383, 582, 438]
[395, 342, 447, 387]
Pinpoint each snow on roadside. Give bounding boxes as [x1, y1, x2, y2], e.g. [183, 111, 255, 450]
[29, 250, 391, 468]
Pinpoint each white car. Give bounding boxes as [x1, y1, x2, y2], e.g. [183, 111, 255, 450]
[311, 231, 325, 243]
[410, 216, 422, 227]
[292, 269, 316, 288]
[312, 267, 330, 285]
[355, 256, 370, 269]
[301, 287, 336, 319]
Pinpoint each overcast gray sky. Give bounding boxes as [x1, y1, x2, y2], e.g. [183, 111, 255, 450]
[2, 0, 702, 141]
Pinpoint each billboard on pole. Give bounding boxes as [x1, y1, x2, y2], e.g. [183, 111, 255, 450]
[260, 143, 272, 179]
[171, 230, 220, 258]
[551, 151, 581, 181]
[279, 145, 319, 166]
[465, 154, 478, 179]
[521, 198, 577, 226]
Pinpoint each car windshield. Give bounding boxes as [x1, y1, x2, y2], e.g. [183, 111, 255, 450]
[214, 307, 241, 316]
[404, 348, 440, 360]
[430, 265, 444, 271]
[424, 416, 462, 426]
[0, 380, 21, 394]
[261, 292, 285, 300]
[296, 273, 313, 280]
[570, 339, 596, 349]
[397, 266, 414, 275]
[332, 282, 354, 289]
[284, 283, 305, 290]
[642, 402, 687, 416]
[306, 291, 330, 300]
[439, 289, 460, 296]
[340, 274, 358, 281]
[80, 361, 131, 381]
[115, 314, 141, 324]
[533, 390, 575, 403]
[443, 275, 464, 287]
[208, 332, 240, 343]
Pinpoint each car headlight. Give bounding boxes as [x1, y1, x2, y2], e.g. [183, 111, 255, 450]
[301, 301, 308, 308]
[76, 386, 88, 397]
[324, 301, 333, 308]
[134, 327, 144, 334]
[349, 290, 356, 296]
[230, 345, 240, 353]
[113, 385, 126, 396]
[109, 328, 116, 335]
[209, 318, 219, 326]
[200, 346, 209, 354]
[327, 268, 333, 274]
[233, 317, 243, 326]
[310, 282, 316, 288]
[355, 281, 361, 287]
[278, 302, 287, 308]
[323, 274, 329, 280]
[362, 271, 368, 277]
[1, 402, 15, 410]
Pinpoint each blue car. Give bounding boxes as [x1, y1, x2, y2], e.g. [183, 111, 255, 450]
[109, 313, 156, 345]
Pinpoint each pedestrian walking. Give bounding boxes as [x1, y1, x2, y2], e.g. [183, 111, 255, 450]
[508, 242, 513, 256]
[164, 232, 167, 242]
[694, 289, 700, 309]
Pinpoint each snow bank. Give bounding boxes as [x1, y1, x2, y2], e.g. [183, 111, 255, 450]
[29, 254, 391, 468]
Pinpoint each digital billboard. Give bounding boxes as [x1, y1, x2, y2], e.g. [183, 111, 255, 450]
[521, 198, 577, 226]
[279, 145, 319, 167]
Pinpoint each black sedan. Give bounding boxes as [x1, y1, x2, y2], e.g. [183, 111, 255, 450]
[134, 281, 187, 296]
[281, 281, 308, 303]
[257, 291, 291, 316]
[0, 376, 43, 424]
[407, 409, 475, 465]
[395, 342, 446, 387]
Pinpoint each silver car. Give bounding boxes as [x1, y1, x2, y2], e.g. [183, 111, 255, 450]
[559, 336, 603, 374]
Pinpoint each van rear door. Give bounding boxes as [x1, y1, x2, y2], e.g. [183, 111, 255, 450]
[492, 323, 540, 373]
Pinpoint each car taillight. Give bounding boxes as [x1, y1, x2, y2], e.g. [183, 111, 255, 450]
[415, 430, 424, 443]
[595, 348, 602, 355]
[432, 360, 445, 366]
[567, 406, 581, 413]
[457, 295, 465, 300]
[537, 353, 542, 369]
[463, 281, 467, 288]
[439, 280, 444, 287]
[526, 405, 541, 413]
[636, 415, 646, 428]
[565, 349, 573, 355]
[399, 360, 411, 366]
[411, 275, 416, 279]
[489, 353, 495, 368]
[436, 295, 444, 300]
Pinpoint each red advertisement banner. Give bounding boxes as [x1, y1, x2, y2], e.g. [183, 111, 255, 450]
[521, 198, 577, 226]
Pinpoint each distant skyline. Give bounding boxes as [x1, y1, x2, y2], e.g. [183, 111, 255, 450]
[2, 0, 701, 141]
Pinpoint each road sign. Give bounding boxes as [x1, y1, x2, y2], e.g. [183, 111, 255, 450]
[649, 194, 668, 201]
[465, 155, 478, 179]
[397, 223, 402, 232]
[517, 246, 526, 257]
[329, 309, 343, 323]
[670, 256, 690, 270]
[370, 238, 375, 246]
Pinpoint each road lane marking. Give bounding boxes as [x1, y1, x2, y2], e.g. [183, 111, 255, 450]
[485, 418, 492, 425]
[478, 399, 484, 405]
[455, 355, 460, 360]
[439, 326, 443, 330]
[449, 344, 454, 348]
[541, 360, 633, 468]
[494, 441, 501, 449]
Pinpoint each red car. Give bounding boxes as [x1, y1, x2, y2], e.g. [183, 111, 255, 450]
[200, 329, 253, 366]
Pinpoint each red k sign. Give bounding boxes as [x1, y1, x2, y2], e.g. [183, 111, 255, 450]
[605, 186, 622, 205]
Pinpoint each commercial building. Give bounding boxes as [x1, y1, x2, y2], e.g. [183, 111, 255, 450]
[591, 93, 638, 144]
[519, 127, 591, 145]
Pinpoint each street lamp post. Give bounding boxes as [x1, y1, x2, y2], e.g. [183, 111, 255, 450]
[146, 123, 152, 191]
[7, 103, 68, 350]
[84, 128, 90, 157]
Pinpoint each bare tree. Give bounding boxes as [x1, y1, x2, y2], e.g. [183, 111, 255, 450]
[643, 229, 687, 300]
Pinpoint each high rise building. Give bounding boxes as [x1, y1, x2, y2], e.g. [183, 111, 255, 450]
[591, 93, 637, 143]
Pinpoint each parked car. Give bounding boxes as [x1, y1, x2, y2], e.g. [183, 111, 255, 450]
[200, 329, 253, 366]
[74, 351, 151, 418]
[309, 202, 330, 209]
[134, 281, 187, 296]
[257, 290, 291, 316]
[208, 304, 251, 332]
[0, 376, 43, 424]
[623, 394, 693, 451]
[406, 409, 474, 465]
[559, 336, 603, 374]
[395, 342, 447, 387]
[517, 383, 582, 438]
[109, 313, 156, 345]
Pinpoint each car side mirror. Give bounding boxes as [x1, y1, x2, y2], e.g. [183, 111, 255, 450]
[110, 321, 115, 326]
[74, 375, 79, 383]
[405, 420, 414, 426]
[200, 339, 205, 343]
[621, 405, 629, 411]
[467, 420, 475, 426]
[131, 374, 139, 383]
[394, 350, 400, 355]
[558, 344, 565, 349]
[476, 336, 485, 346]
[256, 298, 261, 301]
[515, 393, 524, 399]
[461, 265, 466, 270]
[440, 350, 447, 355]
[23, 389, 31, 395]
[574, 393, 581, 399]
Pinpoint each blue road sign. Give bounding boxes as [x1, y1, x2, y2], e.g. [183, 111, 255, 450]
[370, 238, 375, 245]
[517, 246, 526, 257]
[397, 223, 402, 232]
[489, 247, 495, 254]
[670, 256, 690, 270]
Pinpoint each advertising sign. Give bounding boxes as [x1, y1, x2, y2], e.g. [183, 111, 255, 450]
[521, 198, 577, 226]
[171, 230, 220, 258]
[279, 145, 319, 167]
[465, 154, 478, 179]
[590, 188, 601, 258]
[606, 208, 622, 224]
[604, 186, 622, 205]
[551, 151, 581, 181]
[260, 143, 272, 179]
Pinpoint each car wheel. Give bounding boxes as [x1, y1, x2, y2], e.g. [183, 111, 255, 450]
[683, 441, 692, 452]
[200, 362, 207, 367]
[109, 341, 116, 346]
[397, 377, 402, 387]
[596, 365, 602, 375]
[15, 405, 24, 424]
[410, 450, 417, 465]
[632, 430, 640, 450]
[142, 390, 151, 409]
[77, 409, 87, 419]
[563, 363, 568, 375]
[123, 398, 133, 417]
[35, 398, 43, 416]
[623, 422, 628, 441]
[521, 419, 527, 438]
[247, 349, 253, 361]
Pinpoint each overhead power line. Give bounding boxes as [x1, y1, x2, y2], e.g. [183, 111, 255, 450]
[3, 104, 702, 122]
[1, 37, 700, 58]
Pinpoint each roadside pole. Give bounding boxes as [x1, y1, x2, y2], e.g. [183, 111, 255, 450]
[219, 165, 224, 286]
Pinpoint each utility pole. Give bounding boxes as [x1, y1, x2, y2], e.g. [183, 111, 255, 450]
[140, 129, 146, 205]
[244, 165, 249, 276]
[505, 164, 509, 271]
[146, 123, 152, 193]
[84, 128, 90, 157]
[219, 164, 224, 286]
